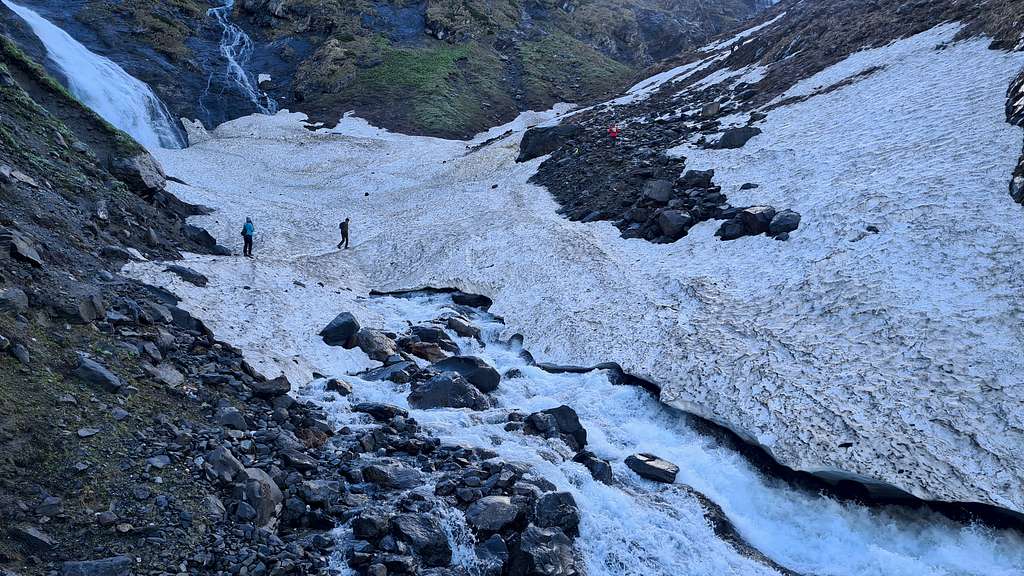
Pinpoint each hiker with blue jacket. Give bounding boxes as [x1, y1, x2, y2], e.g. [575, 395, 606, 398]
[241, 217, 255, 258]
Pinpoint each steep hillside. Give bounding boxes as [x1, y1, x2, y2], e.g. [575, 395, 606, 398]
[0, 0, 766, 137]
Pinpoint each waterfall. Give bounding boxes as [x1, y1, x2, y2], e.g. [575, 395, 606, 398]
[203, 0, 276, 116]
[1, 0, 184, 150]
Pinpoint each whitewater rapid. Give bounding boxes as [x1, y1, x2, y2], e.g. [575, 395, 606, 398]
[289, 292, 1024, 576]
[1, 0, 182, 149]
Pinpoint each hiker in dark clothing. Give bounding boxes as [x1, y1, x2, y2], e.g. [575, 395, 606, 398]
[338, 217, 350, 249]
[241, 217, 255, 257]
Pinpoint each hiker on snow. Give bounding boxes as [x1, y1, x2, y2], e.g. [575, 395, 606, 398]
[241, 217, 255, 258]
[608, 124, 621, 142]
[338, 217, 350, 250]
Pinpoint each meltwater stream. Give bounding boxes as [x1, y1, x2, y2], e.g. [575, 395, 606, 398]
[2, 0, 183, 149]
[295, 293, 1024, 576]
[202, 0, 277, 117]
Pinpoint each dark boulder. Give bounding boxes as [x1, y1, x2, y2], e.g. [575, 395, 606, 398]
[164, 265, 208, 287]
[410, 325, 460, 354]
[250, 375, 291, 398]
[768, 209, 802, 236]
[517, 125, 582, 163]
[625, 453, 679, 484]
[715, 218, 747, 241]
[0, 287, 28, 314]
[352, 512, 389, 541]
[390, 514, 453, 567]
[656, 210, 693, 240]
[642, 179, 674, 203]
[525, 406, 587, 451]
[326, 377, 352, 395]
[573, 451, 613, 484]
[678, 169, 714, 190]
[408, 372, 491, 411]
[476, 534, 509, 576]
[353, 402, 408, 421]
[74, 353, 123, 393]
[533, 492, 580, 536]
[363, 462, 425, 490]
[319, 312, 361, 348]
[466, 495, 521, 532]
[738, 206, 776, 235]
[432, 356, 501, 393]
[451, 291, 493, 310]
[713, 127, 762, 149]
[354, 328, 400, 362]
[359, 361, 418, 384]
[0, 227, 44, 267]
[509, 525, 577, 576]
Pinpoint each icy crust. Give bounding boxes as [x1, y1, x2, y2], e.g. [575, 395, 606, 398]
[129, 26, 1024, 513]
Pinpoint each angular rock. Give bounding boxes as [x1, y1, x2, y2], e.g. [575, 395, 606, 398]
[362, 462, 424, 490]
[447, 316, 480, 338]
[10, 524, 53, 550]
[525, 405, 587, 451]
[250, 375, 291, 398]
[408, 372, 491, 411]
[678, 169, 714, 190]
[714, 126, 762, 149]
[108, 150, 166, 197]
[216, 406, 248, 430]
[1, 228, 44, 267]
[432, 356, 501, 393]
[642, 179, 674, 204]
[404, 340, 448, 362]
[656, 210, 693, 240]
[517, 125, 582, 163]
[243, 467, 284, 528]
[625, 453, 679, 483]
[353, 402, 408, 421]
[164, 265, 208, 287]
[354, 328, 400, 362]
[451, 291, 493, 309]
[0, 287, 28, 314]
[410, 325, 460, 353]
[360, 361, 419, 383]
[319, 312, 360, 347]
[573, 451, 613, 484]
[60, 556, 133, 576]
[476, 534, 509, 576]
[768, 209, 802, 236]
[510, 525, 576, 576]
[74, 353, 123, 393]
[326, 377, 353, 395]
[206, 445, 245, 483]
[353, 512, 388, 541]
[466, 495, 520, 532]
[390, 513, 452, 567]
[533, 492, 580, 535]
[280, 449, 318, 472]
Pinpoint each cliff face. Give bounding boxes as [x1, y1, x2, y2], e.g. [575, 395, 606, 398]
[0, 0, 765, 138]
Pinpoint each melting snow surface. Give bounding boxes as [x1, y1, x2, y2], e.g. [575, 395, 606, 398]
[127, 21, 1024, 536]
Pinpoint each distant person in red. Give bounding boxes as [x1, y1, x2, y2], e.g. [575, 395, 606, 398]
[608, 124, 621, 142]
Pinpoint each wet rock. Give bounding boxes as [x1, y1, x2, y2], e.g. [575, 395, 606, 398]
[390, 513, 452, 567]
[216, 406, 248, 430]
[451, 291, 493, 310]
[769, 209, 802, 236]
[509, 525, 576, 576]
[360, 361, 418, 384]
[408, 372, 491, 411]
[355, 328, 400, 362]
[739, 205, 776, 235]
[525, 406, 587, 451]
[625, 453, 679, 483]
[60, 556, 133, 576]
[74, 353, 123, 392]
[353, 512, 388, 541]
[403, 340, 448, 363]
[362, 462, 425, 490]
[353, 402, 408, 421]
[108, 150, 166, 197]
[297, 479, 341, 506]
[573, 450, 610, 481]
[466, 495, 521, 532]
[447, 316, 480, 338]
[432, 356, 501, 393]
[320, 312, 360, 347]
[280, 449, 318, 472]
[250, 375, 291, 398]
[164, 265, 208, 287]
[476, 534, 509, 576]
[533, 492, 580, 536]
[517, 125, 582, 163]
[713, 126, 762, 149]
[410, 325, 460, 354]
[326, 377, 353, 395]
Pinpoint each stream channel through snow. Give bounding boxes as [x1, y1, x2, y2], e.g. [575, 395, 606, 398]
[290, 291, 1024, 576]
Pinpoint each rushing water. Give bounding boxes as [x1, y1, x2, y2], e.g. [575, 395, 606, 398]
[202, 0, 276, 117]
[295, 292, 1024, 576]
[1, 0, 183, 149]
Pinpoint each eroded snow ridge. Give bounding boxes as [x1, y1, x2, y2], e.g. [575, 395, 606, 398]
[128, 23, 1024, 527]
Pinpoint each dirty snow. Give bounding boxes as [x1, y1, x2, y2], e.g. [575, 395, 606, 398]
[127, 22, 1024, 520]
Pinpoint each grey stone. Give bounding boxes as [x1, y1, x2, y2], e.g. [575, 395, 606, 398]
[714, 126, 762, 149]
[408, 372, 491, 411]
[625, 453, 679, 483]
[217, 406, 248, 430]
[206, 445, 245, 483]
[243, 468, 284, 528]
[325, 378, 352, 395]
[643, 179, 674, 203]
[74, 353, 123, 392]
[533, 492, 580, 535]
[769, 209, 802, 236]
[60, 556, 133, 576]
[0, 288, 28, 314]
[164, 265, 208, 287]
[353, 402, 408, 421]
[390, 514, 452, 567]
[250, 375, 291, 398]
[354, 328, 400, 362]
[466, 496, 520, 532]
[432, 356, 501, 393]
[510, 525, 576, 576]
[319, 312, 360, 347]
[656, 210, 693, 239]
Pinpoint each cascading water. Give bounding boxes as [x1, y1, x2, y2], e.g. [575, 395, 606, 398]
[1, 0, 184, 150]
[296, 292, 1024, 576]
[202, 0, 276, 117]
